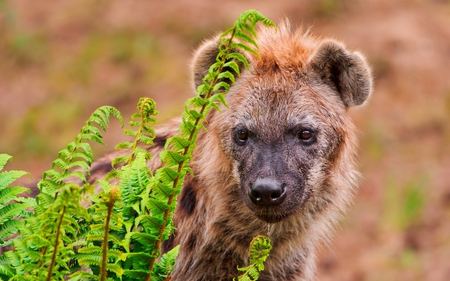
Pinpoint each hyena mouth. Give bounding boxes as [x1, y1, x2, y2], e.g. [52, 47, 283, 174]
[253, 209, 292, 223]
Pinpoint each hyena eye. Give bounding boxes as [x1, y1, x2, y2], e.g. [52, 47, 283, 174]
[298, 129, 315, 143]
[234, 128, 249, 145]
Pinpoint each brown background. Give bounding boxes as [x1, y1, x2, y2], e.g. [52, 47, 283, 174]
[1, 0, 450, 280]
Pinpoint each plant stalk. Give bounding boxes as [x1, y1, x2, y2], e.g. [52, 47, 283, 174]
[45, 204, 67, 281]
[100, 186, 118, 281]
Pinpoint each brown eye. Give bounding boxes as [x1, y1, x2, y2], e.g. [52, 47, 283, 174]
[298, 129, 315, 142]
[234, 128, 248, 145]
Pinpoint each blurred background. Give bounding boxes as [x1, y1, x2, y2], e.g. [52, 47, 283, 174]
[1, 0, 450, 280]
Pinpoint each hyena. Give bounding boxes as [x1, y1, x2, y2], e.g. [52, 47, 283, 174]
[90, 21, 373, 281]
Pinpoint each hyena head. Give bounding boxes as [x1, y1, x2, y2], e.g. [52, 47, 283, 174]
[191, 22, 372, 226]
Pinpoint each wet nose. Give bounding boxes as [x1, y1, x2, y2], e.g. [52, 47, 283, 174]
[249, 178, 287, 206]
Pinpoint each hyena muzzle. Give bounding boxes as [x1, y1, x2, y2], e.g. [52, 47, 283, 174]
[89, 20, 373, 281]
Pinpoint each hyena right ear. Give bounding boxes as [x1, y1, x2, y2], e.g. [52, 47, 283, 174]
[191, 36, 246, 90]
[309, 40, 373, 107]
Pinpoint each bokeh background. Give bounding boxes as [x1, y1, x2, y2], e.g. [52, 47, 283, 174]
[1, 0, 450, 280]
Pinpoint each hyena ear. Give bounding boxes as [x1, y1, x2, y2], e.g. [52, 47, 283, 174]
[309, 40, 373, 107]
[191, 36, 246, 90]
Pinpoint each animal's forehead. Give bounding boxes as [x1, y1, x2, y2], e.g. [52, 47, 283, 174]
[228, 84, 330, 133]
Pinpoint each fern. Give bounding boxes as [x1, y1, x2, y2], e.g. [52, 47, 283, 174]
[151, 245, 179, 281]
[0, 107, 123, 280]
[79, 183, 126, 281]
[0, 10, 275, 281]
[37, 184, 89, 281]
[68, 98, 158, 280]
[113, 97, 157, 167]
[235, 235, 272, 281]
[0, 155, 33, 227]
[34, 106, 122, 280]
[0, 154, 33, 280]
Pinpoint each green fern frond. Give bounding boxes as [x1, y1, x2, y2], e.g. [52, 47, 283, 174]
[81, 184, 125, 281]
[114, 97, 157, 166]
[129, 232, 158, 245]
[87, 106, 123, 132]
[0, 256, 15, 280]
[38, 106, 123, 197]
[87, 98, 166, 280]
[0, 185, 29, 206]
[217, 70, 237, 85]
[123, 269, 150, 280]
[0, 203, 31, 226]
[118, 152, 152, 205]
[151, 245, 179, 281]
[114, 142, 133, 150]
[0, 154, 32, 253]
[11, 105, 123, 279]
[235, 235, 272, 281]
[223, 60, 242, 76]
[0, 171, 29, 192]
[0, 220, 23, 245]
[0, 154, 14, 171]
[235, 10, 275, 31]
[36, 184, 89, 281]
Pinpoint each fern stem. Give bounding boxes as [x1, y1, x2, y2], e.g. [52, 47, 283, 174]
[145, 28, 237, 281]
[45, 204, 67, 281]
[127, 98, 152, 165]
[100, 186, 118, 281]
[42, 143, 79, 278]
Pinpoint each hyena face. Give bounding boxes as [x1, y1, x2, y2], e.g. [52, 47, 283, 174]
[192, 23, 372, 225]
[223, 83, 348, 223]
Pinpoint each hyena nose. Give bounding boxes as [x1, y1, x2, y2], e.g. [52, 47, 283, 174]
[249, 178, 287, 206]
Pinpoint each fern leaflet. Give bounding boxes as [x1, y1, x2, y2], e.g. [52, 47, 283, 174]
[235, 235, 272, 281]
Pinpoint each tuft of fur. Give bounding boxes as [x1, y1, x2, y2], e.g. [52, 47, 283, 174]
[89, 20, 373, 281]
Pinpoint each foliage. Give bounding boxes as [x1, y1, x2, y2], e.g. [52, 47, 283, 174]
[235, 235, 272, 281]
[0, 10, 275, 281]
[0, 154, 33, 249]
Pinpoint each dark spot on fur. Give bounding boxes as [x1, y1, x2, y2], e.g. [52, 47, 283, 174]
[153, 135, 168, 146]
[161, 232, 176, 254]
[273, 61, 280, 72]
[179, 178, 197, 216]
[186, 234, 197, 251]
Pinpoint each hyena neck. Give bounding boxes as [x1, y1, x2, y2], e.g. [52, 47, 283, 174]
[171, 171, 317, 281]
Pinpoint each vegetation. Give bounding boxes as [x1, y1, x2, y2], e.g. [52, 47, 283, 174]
[0, 10, 274, 281]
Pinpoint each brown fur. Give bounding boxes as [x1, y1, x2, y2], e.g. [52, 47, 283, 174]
[89, 21, 373, 281]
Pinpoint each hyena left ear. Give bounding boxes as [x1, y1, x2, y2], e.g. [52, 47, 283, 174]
[309, 40, 373, 107]
[191, 36, 247, 91]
